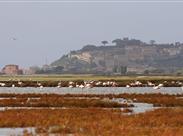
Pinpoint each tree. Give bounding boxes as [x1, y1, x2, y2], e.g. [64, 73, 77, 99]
[150, 40, 156, 45]
[101, 41, 108, 46]
[175, 42, 181, 46]
[112, 39, 123, 46]
[82, 45, 96, 51]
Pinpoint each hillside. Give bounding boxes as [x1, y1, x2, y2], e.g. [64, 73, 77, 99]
[50, 38, 183, 74]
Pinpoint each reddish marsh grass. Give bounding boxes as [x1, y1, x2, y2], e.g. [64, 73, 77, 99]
[0, 93, 182, 135]
[0, 93, 182, 107]
[0, 108, 183, 135]
[0, 97, 132, 108]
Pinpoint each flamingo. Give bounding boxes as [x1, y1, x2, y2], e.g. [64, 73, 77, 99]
[79, 84, 85, 89]
[135, 81, 142, 86]
[76, 83, 80, 88]
[0, 83, 5, 87]
[18, 81, 22, 85]
[102, 82, 107, 87]
[37, 82, 42, 87]
[68, 85, 74, 88]
[57, 85, 61, 88]
[95, 81, 101, 86]
[153, 83, 163, 90]
[158, 84, 163, 87]
[112, 82, 118, 87]
[39, 85, 43, 89]
[153, 86, 160, 90]
[57, 82, 62, 88]
[85, 83, 93, 89]
[147, 81, 154, 87]
[69, 81, 74, 85]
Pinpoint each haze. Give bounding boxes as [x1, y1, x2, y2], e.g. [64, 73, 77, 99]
[0, 1, 183, 68]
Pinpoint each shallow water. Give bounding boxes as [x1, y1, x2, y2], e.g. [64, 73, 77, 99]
[0, 127, 35, 136]
[112, 98, 156, 114]
[0, 87, 182, 94]
[131, 103, 157, 114]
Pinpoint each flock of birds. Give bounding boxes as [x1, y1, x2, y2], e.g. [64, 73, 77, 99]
[125, 81, 164, 90]
[48, 81, 117, 89]
[0, 80, 117, 89]
[0, 80, 182, 90]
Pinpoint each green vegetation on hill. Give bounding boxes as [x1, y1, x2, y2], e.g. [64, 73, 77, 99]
[45, 38, 183, 75]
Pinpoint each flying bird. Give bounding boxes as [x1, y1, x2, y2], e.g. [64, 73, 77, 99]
[10, 37, 17, 41]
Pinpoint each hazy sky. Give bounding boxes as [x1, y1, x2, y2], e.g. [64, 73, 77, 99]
[0, 1, 183, 68]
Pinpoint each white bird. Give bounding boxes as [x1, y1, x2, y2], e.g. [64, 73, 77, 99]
[0, 83, 5, 87]
[158, 84, 163, 87]
[153, 86, 160, 90]
[12, 84, 15, 87]
[135, 81, 142, 85]
[69, 81, 74, 85]
[37, 82, 42, 86]
[102, 82, 107, 86]
[76, 84, 80, 88]
[58, 82, 62, 86]
[112, 82, 118, 87]
[85, 83, 93, 89]
[39, 85, 43, 89]
[147, 81, 154, 86]
[57, 82, 62, 88]
[95, 81, 101, 86]
[57, 85, 61, 88]
[126, 85, 130, 88]
[18, 81, 22, 86]
[68, 85, 74, 88]
[79, 84, 85, 89]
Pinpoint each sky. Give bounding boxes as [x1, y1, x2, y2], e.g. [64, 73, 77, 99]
[0, 1, 183, 68]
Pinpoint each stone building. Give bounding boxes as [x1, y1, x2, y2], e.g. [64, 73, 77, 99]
[2, 64, 23, 75]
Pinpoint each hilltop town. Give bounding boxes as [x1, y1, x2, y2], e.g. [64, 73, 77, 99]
[49, 38, 183, 75]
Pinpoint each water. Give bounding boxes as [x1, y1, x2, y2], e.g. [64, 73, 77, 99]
[0, 127, 35, 136]
[131, 103, 157, 114]
[0, 87, 182, 94]
[111, 98, 157, 114]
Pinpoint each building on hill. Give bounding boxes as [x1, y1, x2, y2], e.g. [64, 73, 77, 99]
[50, 38, 183, 75]
[2, 64, 23, 75]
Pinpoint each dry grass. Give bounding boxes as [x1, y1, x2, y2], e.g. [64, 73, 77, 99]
[0, 93, 183, 107]
[0, 93, 182, 135]
[0, 108, 183, 135]
[1, 75, 183, 81]
[0, 97, 131, 108]
[116, 93, 183, 107]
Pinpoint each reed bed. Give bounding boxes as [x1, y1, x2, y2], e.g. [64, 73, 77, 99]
[0, 108, 183, 135]
[0, 97, 132, 108]
[0, 93, 182, 135]
[0, 93, 182, 98]
[0, 93, 182, 107]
